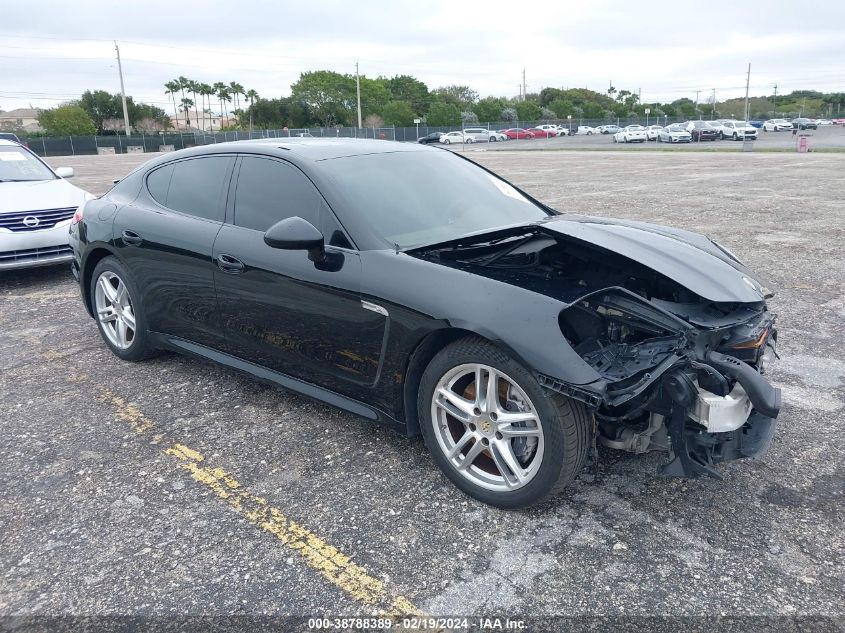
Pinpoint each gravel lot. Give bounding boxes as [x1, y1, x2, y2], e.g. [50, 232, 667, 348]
[1, 149, 843, 628]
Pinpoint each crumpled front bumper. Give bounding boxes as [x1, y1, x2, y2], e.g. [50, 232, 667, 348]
[659, 361, 781, 479]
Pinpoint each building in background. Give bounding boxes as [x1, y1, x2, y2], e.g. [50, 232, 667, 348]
[0, 108, 43, 133]
[168, 110, 237, 132]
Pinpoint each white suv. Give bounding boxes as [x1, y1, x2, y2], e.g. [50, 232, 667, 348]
[720, 121, 758, 140]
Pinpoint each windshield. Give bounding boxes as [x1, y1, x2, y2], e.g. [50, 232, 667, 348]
[321, 150, 549, 249]
[627, 126, 644, 131]
[0, 146, 55, 182]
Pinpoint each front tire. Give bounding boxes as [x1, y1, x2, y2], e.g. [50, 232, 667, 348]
[90, 256, 155, 361]
[417, 338, 590, 508]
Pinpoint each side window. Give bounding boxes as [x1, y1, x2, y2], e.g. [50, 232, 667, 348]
[234, 156, 351, 248]
[146, 163, 174, 205]
[234, 156, 322, 232]
[158, 156, 232, 222]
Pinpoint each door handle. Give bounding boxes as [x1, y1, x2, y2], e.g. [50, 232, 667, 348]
[121, 230, 142, 246]
[216, 253, 245, 274]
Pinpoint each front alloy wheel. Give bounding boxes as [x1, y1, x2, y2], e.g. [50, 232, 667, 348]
[431, 363, 544, 492]
[418, 338, 590, 507]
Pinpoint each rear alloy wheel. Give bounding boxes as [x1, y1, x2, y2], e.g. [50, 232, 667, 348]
[443, 139, 451, 144]
[418, 338, 590, 508]
[91, 256, 154, 361]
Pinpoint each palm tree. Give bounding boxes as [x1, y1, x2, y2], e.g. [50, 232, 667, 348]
[213, 82, 226, 126]
[200, 83, 214, 131]
[187, 79, 200, 129]
[180, 97, 194, 127]
[245, 88, 259, 131]
[164, 80, 181, 128]
[229, 81, 245, 114]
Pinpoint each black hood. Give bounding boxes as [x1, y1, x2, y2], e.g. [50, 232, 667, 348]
[409, 215, 770, 304]
[541, 215, 767, 303]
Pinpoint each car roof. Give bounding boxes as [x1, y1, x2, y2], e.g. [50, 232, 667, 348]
[152, 138, 434, 164]
[0, 138, 22, 146]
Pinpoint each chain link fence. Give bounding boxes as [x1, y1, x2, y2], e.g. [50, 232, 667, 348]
[23, 117, 707, 157]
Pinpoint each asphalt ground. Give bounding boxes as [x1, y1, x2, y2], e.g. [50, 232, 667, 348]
[1, 150, 843, 630]
[448, 123, 845, 151]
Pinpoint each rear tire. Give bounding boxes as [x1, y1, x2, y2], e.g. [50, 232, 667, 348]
[90, 256, 155, 362]
[417, 337, 590, 508]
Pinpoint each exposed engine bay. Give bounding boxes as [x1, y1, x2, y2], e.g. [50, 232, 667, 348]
[413, 227, 781, 479]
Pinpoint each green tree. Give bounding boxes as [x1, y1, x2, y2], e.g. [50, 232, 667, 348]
[38, 105, 96, 135]
[514, 100, 542, 121]
[426, 100, 461, 126]
[547, 99, 576, 118]
[671, 98, 697, 118]
[129, 102, 167, 128]
[433, 85, 478, 110]
[78, 90, 121, 131]
[359, 77, 392, 122]
[291, 70, 355, 126]
[381, 100, 415, 126]
[474, 97, 506, 123]
[539, 87, 564, 106]
[385, 75, 430, 114]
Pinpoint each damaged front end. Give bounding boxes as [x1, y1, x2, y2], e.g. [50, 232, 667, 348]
[411, 219, 782, 479]
[556, 286, 780, 479]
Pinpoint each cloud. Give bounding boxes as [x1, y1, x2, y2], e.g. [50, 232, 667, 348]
[1, 0, 842, 112]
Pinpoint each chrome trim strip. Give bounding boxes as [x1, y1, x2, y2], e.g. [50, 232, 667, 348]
[361, 300, 388, 317]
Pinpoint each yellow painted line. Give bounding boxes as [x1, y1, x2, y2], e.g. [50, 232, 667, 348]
[99, 387, 420, 616]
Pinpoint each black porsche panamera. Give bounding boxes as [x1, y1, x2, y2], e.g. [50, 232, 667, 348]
[70, 139, 781, 508]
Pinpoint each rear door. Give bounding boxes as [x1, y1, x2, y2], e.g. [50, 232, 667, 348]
[113, 154, 234, 348]
[212, 155, 387, 393]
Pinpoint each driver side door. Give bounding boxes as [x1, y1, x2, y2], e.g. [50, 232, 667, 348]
[212, 155, 388, 395]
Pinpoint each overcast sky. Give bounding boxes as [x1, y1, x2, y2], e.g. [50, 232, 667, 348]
[1, 0, 842, 114]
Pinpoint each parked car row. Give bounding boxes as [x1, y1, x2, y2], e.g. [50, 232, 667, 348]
[418, 124, 574, 144]
[419, 116, 838, 146]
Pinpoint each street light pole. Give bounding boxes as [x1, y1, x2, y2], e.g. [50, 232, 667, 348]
[355, 60, 362, 129]
[114, 41, 131, 136]
[743, 63, 751, 122]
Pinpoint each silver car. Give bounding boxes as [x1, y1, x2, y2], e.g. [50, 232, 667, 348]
[462, 128, 504, 142]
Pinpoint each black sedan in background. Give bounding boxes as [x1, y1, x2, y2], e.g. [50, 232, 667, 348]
[417, 132, 442, 144]
[791, 118, 818, 130]
[70, 139, 781, 507]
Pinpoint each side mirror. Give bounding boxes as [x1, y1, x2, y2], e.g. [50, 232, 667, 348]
[55, 167, 74, 178]
[264, 216, 325, 263]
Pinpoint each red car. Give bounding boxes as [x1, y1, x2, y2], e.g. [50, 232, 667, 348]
[525, 127, 555, 138]
[499, 128, 535, 139]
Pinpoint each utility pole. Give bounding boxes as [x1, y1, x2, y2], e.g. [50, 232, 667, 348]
[743, 63, 751, 122]
[712, 88, 716, 118]
[522, 68, 527, 101]
[355, 60, 362, 129]
[695, 90, 701, 119]
[773, 83, 778, 116]
[114, 41, 131, 136]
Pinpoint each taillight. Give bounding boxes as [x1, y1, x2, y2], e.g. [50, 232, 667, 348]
[71, 206, 84, 225]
